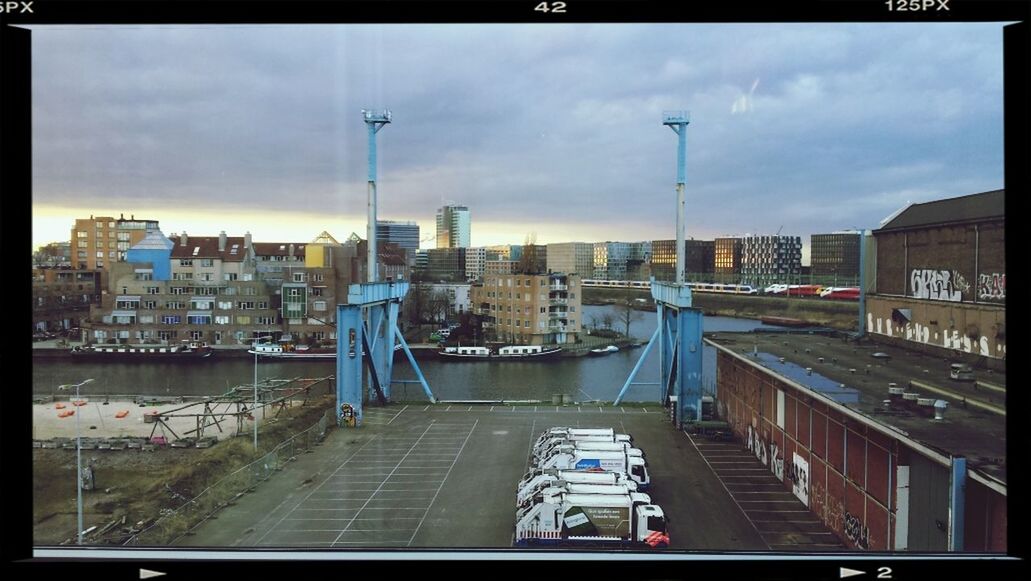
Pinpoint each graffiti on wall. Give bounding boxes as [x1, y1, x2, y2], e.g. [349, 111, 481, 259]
[910, 269, 967, 302]
[791, 452, 810, 507]
[872, 314, 1006, 359]
[978, 273, 1005, 301]
[746, 424, 768, 466]
[770, 441, 784, 481]
[843, 511, 870, 550]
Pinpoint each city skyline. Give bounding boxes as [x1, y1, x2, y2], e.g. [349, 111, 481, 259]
[30, 23, 1004, 253]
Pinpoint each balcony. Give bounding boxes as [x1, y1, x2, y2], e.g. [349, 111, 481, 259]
[549, 297, 568, 304]
[548, 284, 568, 292]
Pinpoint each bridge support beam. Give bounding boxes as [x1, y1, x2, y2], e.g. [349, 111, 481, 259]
[336, 281, 434, 427]
[620, 280, 704, 429]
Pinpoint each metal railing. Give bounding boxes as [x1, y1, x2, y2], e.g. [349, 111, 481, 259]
[123, 409, 333, 546]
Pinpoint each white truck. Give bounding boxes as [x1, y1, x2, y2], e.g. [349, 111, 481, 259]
[514, 492, 669, 548]
[532, 433, 632, 459]
[517, 480, 640, 509]
[536, 449, 651, 490]
[533, 427, 630, 450]
[516, 468, 637, 506]
[533, 440, 643, 464]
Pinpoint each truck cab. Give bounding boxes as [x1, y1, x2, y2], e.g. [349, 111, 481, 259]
[535, 442, 644, 465]
[532, 433, 633, 460]
[533, 427, 622, 450]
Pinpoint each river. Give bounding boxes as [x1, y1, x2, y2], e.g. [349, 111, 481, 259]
[32, 305, 779, 403]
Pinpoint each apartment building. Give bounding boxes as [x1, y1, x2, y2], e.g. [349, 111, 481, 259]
[71, 214, 160, 270]
[472, 272, 581, 345]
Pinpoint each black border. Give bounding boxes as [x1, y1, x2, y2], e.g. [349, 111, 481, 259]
[4, 1, 1029, 579]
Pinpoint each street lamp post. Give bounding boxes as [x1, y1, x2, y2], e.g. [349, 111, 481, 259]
[57, 378, 94, 545]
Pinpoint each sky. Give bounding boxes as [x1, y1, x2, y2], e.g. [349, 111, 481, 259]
[30, 23, 1005, 262]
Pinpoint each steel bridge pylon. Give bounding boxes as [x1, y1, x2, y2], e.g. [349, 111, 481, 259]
[615, 280, 703, 429]
[336, 281, 435, 427]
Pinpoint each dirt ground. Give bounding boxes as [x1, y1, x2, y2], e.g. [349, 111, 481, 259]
[32, 395, 336, 545]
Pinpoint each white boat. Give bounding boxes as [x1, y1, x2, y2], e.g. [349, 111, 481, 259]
[438, 345, 563, 360]
[249, 341, 403, 360]
[588, 345, 620, 356]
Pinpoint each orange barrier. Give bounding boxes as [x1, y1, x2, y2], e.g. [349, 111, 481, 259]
[54, 403, 66, 409]
[58, 410, 75, 418]
[72, 400, 87, 407]
[115, 410, 129, 419]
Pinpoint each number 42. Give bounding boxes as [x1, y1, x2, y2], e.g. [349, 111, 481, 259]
[535, 2, 567, 13]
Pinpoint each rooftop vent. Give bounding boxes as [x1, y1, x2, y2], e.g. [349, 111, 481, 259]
[902, 392, 920, 401]
[917, 397, 936, 407]
[933, 400, 949, 421]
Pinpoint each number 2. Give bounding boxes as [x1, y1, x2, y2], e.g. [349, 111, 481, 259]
[878, 567, 893, 579]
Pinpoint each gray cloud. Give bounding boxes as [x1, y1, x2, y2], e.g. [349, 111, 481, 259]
[31, 23, 1004, 243]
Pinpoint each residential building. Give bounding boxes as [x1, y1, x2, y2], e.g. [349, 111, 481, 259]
[811, 231, 861, 282]
[436, 204, 471, 248]
[484, 260, 517, 275]
[740, 235, 802, 287]
[86, 231, 359, 346]
[71, 214, 160, 270]
[34, 242, 72, 268]
[472, 272, 581, 345]
[32, 267, 102, 334]
[546, 242, 594, 277]
[867, 189, 1005, 363]
[465, 247, 488, 281]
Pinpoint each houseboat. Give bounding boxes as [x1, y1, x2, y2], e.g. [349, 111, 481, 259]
[70, 341, 214, 361]
[438, 345, 563, 360]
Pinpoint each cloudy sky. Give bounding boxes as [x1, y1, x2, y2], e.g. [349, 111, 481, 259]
[30, 23, 1005, 261]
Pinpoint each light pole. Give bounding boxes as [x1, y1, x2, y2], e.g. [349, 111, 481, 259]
[57, 378, 94, 545]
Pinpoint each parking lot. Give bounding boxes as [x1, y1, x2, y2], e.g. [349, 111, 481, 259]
[180, 404, 772, 550]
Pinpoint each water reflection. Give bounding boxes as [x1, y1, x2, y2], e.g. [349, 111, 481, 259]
[33, 306, 776, 402]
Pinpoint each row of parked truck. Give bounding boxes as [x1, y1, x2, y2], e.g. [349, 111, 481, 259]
[513, 427, 669, 548]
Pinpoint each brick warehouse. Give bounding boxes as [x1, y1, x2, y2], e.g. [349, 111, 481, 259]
[866, 189, 1005, 366]
[709, 334, 1006, 552]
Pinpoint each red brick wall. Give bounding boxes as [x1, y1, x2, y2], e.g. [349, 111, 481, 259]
[716, 349, 1006, 552]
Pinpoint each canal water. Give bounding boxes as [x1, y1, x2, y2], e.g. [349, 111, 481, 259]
[32, 305, 779, 403]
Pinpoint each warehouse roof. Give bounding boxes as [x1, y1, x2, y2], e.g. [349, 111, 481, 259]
[875, 189, 1004, 232]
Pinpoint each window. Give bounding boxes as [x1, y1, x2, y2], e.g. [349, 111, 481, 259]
[242, 287, 257, 296]
[117, 232, 130, 241]
[187, 315, 212, 325]
[311, 287, 323, 297]
[540, 307, 546, 313]
[180, 259, 193, 267]
[77, 240, 87, 248]
[142, 301, 157, 309]
[215, 315, 231, 325]
[256, 316, 276, 325]
[218, 301, 233, 310]
[312, 273, 324, 282]
[257, 301, 269, 309]
[190, 300, 213, 310]
[147, 287, 160, 294]
[198, 273, 212, 282]
[516, 279, 521, 287]
[314, 301, 327, 312]
[200, 259, 214, 267]
[238, 302, 255, 310]
[77, 231, 88, 238]
[158, 330, 178, 341]
[96, 251, 104, 258]
[166, 301, 185, 309]
[236, 315, 251, 325]
[224, 273, 238, 281]
[293, 273, 307, 283]
[191, 331, 204, 341]
[161, 315, 181, 325]
[171, 287, 188, 295]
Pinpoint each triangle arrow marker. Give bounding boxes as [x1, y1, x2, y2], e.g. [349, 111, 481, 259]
[840, 567, 865, 579]
[140, 570, 166, 580]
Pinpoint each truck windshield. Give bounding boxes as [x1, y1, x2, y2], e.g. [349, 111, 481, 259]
[647, 516, 667, 533]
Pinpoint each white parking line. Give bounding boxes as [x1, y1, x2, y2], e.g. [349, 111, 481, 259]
[253, 436, 379, 546]
[330, 423, 436, 546]
[408, 419, 479, 546]
[620, 407, 626, 413]
[388, 405, 409, 425]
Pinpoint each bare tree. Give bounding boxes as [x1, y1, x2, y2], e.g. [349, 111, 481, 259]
[600, 312, 614, 331]
[617, 296, 642, 339]
[429, 289, 451, 324]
